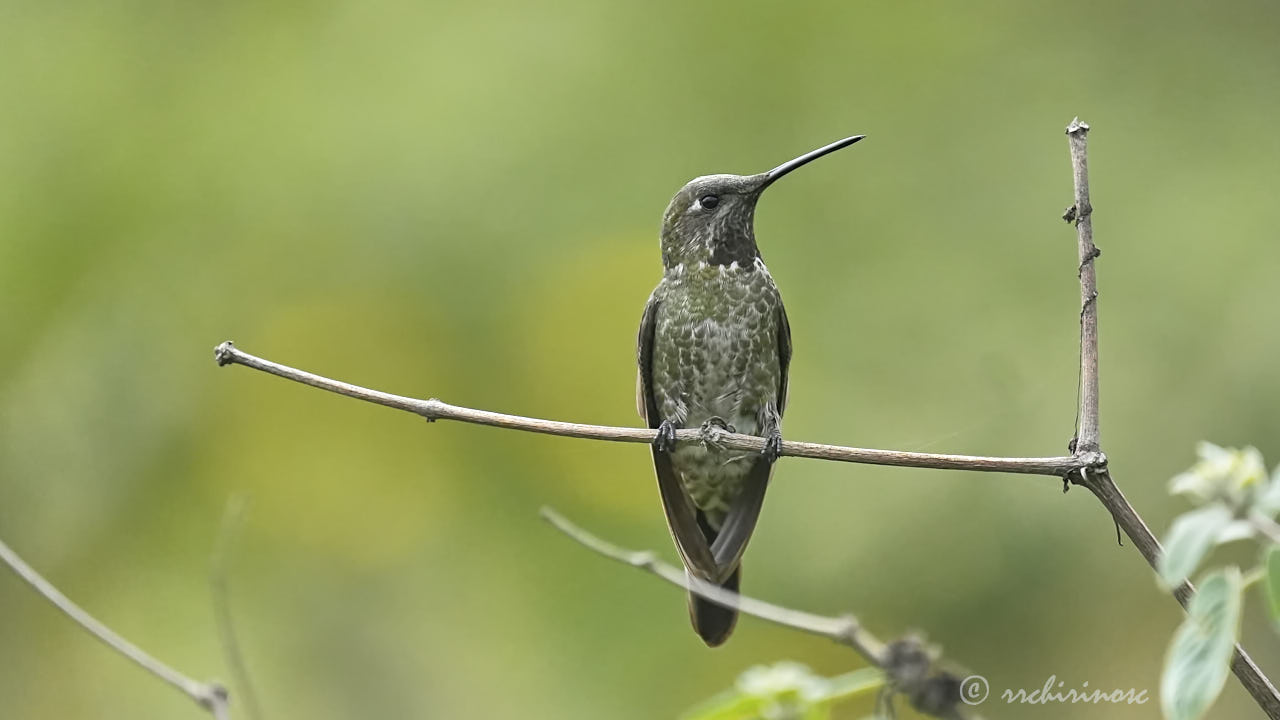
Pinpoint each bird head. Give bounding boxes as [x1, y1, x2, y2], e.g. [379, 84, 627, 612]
[659, 135, 864, 269]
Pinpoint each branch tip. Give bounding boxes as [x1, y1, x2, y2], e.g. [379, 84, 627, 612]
[1066, 117, 1090, 135]
[214, 342, 237, 367]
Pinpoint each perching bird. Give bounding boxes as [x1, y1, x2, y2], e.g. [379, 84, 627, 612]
[636, 135, 864, 645]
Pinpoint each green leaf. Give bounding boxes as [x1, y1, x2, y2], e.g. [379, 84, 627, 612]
[1196, 442, 1232, 463]
[1158, 505, 1235, 587]
[1169, 470, 1216, 502]
[1241, 447, 1268, 484]
[1161, 567, 1243, 720]
[1170, 444, 1269, 508]
[1215, 520, 1254, 544]
[680, 690, 763, 720]
[814, 668, 884, 704]
[1265, 546, 1280, 627]
[1256, 467, 1280, 517]
[680, 663, 882, 720]
[801, 706, 830, 720]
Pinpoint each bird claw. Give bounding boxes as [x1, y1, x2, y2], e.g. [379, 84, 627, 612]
[698, 417, 735, 450]
[653, 420, 678, 452]
[762, 432, 783, 464]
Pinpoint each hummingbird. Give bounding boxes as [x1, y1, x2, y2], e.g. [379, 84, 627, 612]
[636, 135, 864, 645]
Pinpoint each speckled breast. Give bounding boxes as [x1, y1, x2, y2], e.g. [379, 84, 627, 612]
[650, 259, 783, 527]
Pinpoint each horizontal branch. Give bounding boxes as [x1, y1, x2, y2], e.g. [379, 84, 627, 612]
[213, 342, 1092, 478]
[0, 537, 230, 718]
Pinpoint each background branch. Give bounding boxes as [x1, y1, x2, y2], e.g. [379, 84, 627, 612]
[540, 507, 975, 720]
[0, 536, 231, 719]
[211, 495, 263, 720]
[213, 342, 1090, 478]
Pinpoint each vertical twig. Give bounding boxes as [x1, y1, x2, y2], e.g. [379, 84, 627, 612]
[211, 495, 263, 720]
[1067, 118, 1100, 455]
[0, 537, 230, 716]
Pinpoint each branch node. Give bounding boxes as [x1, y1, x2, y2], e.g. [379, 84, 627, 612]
[213, 342, 237, 367]
[195, 682, 229, 711]
[628, 550, 657, 569]
[881, 635, 965, 719]
[1078, 292, 1098, 322]
[1080, 450, 1108, 469]
[422, 398, 442, 422]
[1063, 201, 1093, 228]
[832, 614, 864, 650]
[1062, 452, 1106, 493]
[697, 417, 733, 450]
[1078, 244, 1100, 275]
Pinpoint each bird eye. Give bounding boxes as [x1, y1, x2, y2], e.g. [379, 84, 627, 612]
[700, 194, 720, 209]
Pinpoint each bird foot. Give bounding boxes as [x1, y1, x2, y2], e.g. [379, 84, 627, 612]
[762, 431, 783, 464]
[653, 420, 678, 452]
[698, 417, 735, 450]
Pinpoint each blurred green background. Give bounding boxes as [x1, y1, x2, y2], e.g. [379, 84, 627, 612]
[2, 0, 1279, 718]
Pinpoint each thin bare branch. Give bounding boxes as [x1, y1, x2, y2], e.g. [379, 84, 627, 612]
[0, 536, 230, 717]
[1066, 118, 1101, 455]
[540, 507, 977, 720]
[541, 506, 882, 659]
[1080, 467, 1280, 717]
[211, 495, 263, 720]
[1061, 119, 1280, 718]
[213, 342, 1089, 478]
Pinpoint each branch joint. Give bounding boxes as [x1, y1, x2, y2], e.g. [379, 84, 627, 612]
[194, 683, 229, 711]
[422, 399, 443, 422]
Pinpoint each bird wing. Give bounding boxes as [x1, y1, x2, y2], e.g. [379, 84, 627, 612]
[777, 301, 792, 413]
[706, 301, 791, 575]
[637, 291, 720, 579]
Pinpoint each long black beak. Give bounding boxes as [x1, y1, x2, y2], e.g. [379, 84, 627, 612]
[760, 135, 865, 190]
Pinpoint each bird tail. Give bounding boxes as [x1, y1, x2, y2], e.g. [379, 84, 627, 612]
[688, 565, 740, 647]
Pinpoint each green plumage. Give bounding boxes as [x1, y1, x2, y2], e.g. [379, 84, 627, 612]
[648, 260, 783, 527]
[636, 174, 791, 648]
[635, 135, 861, 646]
